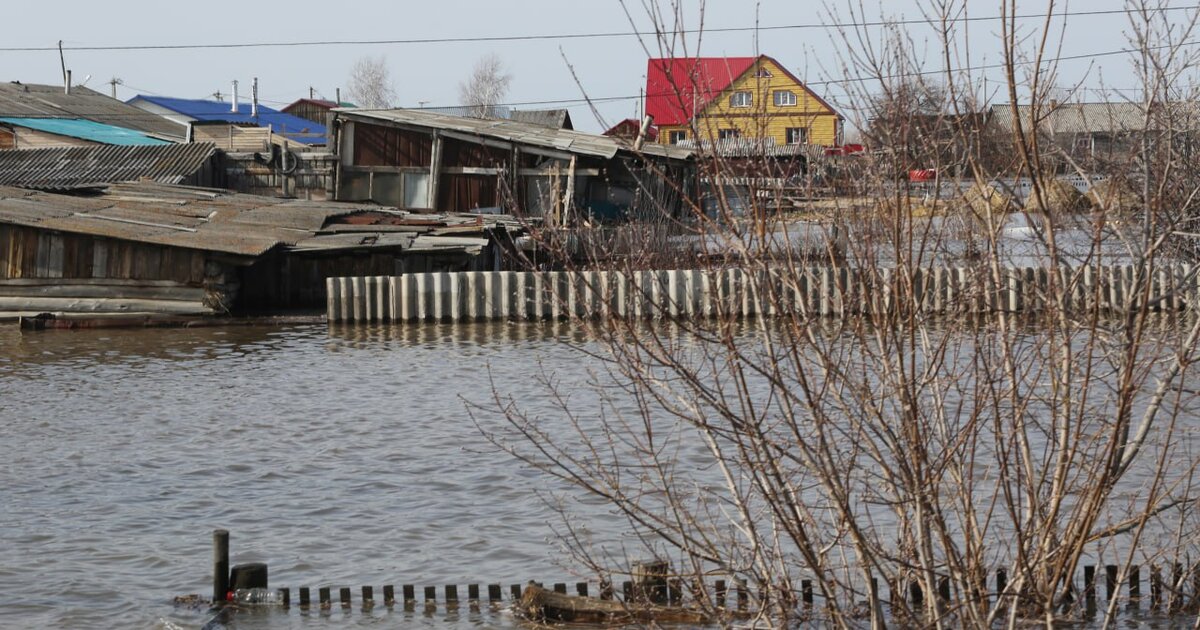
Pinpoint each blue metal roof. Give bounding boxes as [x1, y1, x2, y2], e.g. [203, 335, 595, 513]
[129, 96, 327, 145]
[0, 117, 172, 146]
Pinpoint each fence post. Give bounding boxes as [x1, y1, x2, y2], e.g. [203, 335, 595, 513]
[212, 530, 229, 603]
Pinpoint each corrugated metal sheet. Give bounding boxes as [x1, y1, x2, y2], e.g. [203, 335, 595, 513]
[0, 117, 172, 146]
[677, 137, 818, 158]
[130, 96, 327, 145]
[0, 83, 184, 139]
[340, 109, 694, 161]
[0, 181, 513, 258]
[989, 103, 1169, 134]
[646, 57, 757, 127]
[0, 143, 218, 190]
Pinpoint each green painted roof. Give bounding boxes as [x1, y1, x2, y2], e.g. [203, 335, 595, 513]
[0, 117, 172, 146]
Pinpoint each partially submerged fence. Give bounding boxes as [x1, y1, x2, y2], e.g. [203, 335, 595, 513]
[327, 264, 1200, 323]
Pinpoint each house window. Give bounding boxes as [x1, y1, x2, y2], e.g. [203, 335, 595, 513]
[718, 129, 741, 141]
[755, 68, 773, 78]
[774, 90, 798, 107]
[668, 130, 688, 145]
[729, 91, 752, 108]
[785, 127, 809, 145]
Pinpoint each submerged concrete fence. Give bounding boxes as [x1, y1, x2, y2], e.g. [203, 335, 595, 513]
[327, 264, 1200, 324]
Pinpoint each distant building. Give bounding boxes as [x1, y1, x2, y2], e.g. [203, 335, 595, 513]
[646, 55, 843, 148]
[986, 102, 1200, 168]
[603, 118, 658, 142]
[282, 98, 355, 126]
[127, 95, 328, 146]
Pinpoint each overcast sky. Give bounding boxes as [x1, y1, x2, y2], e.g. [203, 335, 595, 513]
[1, 0, 1195, 132]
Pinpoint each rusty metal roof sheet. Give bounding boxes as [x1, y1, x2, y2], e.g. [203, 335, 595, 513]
[0, 143, 218, 190]
[0, 83, 184, 138]
[0, 181, 514, 259]
[338, 108, 694, 161]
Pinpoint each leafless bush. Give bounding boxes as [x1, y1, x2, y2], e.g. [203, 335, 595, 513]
[476, 2, 1200, 628]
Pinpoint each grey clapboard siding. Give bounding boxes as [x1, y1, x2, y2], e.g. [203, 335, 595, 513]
[327, 265, 1200, 323]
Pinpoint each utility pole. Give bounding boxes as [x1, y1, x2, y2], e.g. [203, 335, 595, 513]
[108, 77, 123, 99]
[309, 86, 315, 99]
[212, 91, 224, 102]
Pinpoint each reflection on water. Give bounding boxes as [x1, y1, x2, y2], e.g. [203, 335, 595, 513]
[0, 322, 616, 629]
[2, 318, 1196, 629]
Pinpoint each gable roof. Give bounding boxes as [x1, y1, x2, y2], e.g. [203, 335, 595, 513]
[646, 57, 758, 126]
[128, 95, 327, 145]
[645, 55, 841, 126]
[509, 109, 574, 130]
[0, 117, 173, 146]
[0, 143, 217, 191]
[0, 82, 184, 139]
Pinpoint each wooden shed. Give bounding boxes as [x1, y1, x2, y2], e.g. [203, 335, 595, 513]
[332, 109, 696, 224]
[0, 182, 521, 318]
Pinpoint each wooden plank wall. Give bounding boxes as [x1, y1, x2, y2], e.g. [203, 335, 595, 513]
[0, 224, 205, 283]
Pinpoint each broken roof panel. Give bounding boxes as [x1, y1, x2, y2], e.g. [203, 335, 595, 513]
[0, 182, 517, 259]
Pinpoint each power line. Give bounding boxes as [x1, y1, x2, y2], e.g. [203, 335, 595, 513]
[15, 39, 1197, 119]
[0, 5, 1196, 53]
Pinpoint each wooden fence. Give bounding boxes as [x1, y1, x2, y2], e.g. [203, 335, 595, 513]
[326, 264, 1200, 324]
[240, 563, 1200, 617]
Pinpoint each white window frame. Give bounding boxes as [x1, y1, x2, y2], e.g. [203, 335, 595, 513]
[785, 127, 809, 145]
[729, 91, 752, 108]
[774, 90, 798, 107]
[668, 130, 687, 145]
[718, 128, 741, 141]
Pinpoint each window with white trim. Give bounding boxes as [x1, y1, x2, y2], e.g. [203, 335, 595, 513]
[729, 91, 752, 108]
[668, 130, 688, 145]
[718, 128, 741, 141]
[785, 127, 808, 145]
[773, 90, 798, 107]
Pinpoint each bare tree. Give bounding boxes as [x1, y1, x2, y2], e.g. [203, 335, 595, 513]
[346, 55, 396, 109]
[476, 1, 1200, 629]
[459, 54, 512, 119]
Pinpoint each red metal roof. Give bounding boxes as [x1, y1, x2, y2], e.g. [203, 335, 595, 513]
[645, 57, 757, 126]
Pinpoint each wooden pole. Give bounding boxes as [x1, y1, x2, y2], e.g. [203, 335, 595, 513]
[212, 530, 229, 603]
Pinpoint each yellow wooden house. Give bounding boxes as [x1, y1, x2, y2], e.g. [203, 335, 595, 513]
[645, 55, 842, 147]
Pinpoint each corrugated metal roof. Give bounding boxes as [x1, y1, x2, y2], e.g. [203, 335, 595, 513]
[0, 143, 218, 190]
[646, 57, 757, 127]
[989, 102, 1168, 134]
[677, 137, 817, 158]
[340, 108, 694, 161]
[0, 117, 173, 146]
[0, 83, 184, 139]
[0, 182, 514, 258]
[129, 96, 327, 145]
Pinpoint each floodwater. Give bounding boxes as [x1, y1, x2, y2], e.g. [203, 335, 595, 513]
[0, 322, 625, 629]
[1, 320, 1196, 629]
